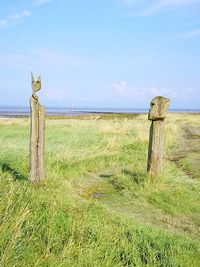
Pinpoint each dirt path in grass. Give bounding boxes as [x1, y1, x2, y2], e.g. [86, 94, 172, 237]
[170, 125, 200, 179]
[77, 123, 200, 241]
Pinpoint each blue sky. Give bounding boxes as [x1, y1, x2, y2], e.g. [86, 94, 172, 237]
[0, 0, 200, 109]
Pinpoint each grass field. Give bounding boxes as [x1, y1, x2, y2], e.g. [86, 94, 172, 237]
[0, 113, 200, 267]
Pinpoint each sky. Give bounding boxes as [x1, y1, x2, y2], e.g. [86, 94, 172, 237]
[0, 0, 200, 109]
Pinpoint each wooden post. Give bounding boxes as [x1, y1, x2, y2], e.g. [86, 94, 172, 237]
[147, 96, 170, 177]
[29, 72, 45, 183]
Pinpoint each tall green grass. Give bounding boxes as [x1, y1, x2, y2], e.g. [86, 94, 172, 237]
[0, 114, 200, 266]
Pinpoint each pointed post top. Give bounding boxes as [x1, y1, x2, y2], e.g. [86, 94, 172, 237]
[31, 71, 42, 95]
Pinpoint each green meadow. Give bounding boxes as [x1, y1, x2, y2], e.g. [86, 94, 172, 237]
[0, 113, 200, 267]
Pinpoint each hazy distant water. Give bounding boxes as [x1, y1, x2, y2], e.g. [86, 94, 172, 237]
[0, 107, 200, 117]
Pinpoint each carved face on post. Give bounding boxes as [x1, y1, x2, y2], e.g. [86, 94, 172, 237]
[31, 72, 41, 96]
[148, 96, 170, 121]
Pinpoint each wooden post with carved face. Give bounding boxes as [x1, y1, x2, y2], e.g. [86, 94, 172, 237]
[147, 96, 170, 177]
[29, 72, 45, 183]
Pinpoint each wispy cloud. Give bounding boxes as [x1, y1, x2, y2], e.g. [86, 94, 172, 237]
[122, 0, 140, 4]
[0, 0, 54, 29]
[181, 29, 200, 39]
[35, 0, 53, 6]
[35, 49, 94, 67]
[109, 80, 199, 102]
[126, 0, 200, 16]
[153, 0, 198, 8]
[0, 19, 7, 28]
[0, 49, 96, 104]
[45, 88, 70, 101]
[0, 10, 30, 29]
[147, 0, 198, 13]
[0, 49, 95, 70]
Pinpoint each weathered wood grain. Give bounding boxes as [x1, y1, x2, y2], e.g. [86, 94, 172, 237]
[147, 96, 170, 177]
[29, 73, 45, 183]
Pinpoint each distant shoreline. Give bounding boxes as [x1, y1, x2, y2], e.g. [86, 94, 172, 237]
[0, 106, 200, 118]
[0, 110, 200, 118]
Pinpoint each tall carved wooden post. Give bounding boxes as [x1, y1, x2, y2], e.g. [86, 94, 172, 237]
[29, 72, 45, 183]
[147, 96, 170, 177]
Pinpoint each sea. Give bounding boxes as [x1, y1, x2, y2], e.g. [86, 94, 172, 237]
[0, 107, 200, 117]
